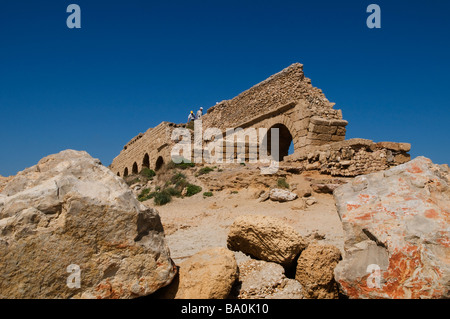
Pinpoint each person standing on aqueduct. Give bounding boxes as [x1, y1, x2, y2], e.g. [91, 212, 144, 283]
[196, 107, 203, 120]
[187, 111, 195, 123]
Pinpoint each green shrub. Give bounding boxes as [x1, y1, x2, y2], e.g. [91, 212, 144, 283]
[140, 168, 156, 179]
[185, 184, 202, 197]
[196, 166, 214, 176]
[230, 190, 238, 194]
[186, 121, 194, 130]
[127, 177, 141, 186]
[171, 172, 186, 184]
[203, 191, 213, 197]
[153, 191, 172, 206]
[177, 162, 195, 169]
[138, 188, 152, 202]
[166, 187, 182, 197]
[168, 156, 195, 170]
[277, 178, 290, 189]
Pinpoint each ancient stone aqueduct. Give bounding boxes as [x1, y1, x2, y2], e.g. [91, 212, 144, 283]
[110, 63, 411, 177]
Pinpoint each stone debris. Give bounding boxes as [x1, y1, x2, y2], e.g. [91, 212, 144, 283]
[269, 188, 298, 202]
[234, 259, 304, 299]
[304, 197, 318, 207]
[286, 139, 411, 177]
[309, 178, 347, 194]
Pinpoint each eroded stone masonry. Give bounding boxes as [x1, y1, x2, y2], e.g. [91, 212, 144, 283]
[110, 63, 410, 177]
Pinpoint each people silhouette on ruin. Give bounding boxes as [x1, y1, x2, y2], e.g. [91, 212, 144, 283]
[187, 110, 195, 123]
[196, 107, 203, 120]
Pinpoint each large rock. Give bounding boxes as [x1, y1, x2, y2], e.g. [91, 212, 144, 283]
[295, 243, 342, 299]
[269, 188, 298, 202]
[235, 259, 304, 299]
[160, 247, 238, 299]
[227, 215, 308, 267]
[0, 175, 12, 193]
[0, 150, 176, 299]
[333, 157, 450, 299]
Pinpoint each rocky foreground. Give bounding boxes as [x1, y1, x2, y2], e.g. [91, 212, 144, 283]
[0, 150, 449, 299]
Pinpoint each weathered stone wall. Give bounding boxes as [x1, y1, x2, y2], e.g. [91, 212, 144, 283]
[285, 139, 411, 177]
[111, 122, 179, 177]
[203, 63, 341, 130]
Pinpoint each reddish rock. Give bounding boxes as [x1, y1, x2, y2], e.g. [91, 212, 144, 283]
[333, 157, 450, 299]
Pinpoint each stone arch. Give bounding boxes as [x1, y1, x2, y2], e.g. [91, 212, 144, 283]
[142, 153, 150, 169]
[123, 167, 129, 177]
[262, 123, 294, 161]
[155, 156, 164, 171]
[132, 162, 138, 174]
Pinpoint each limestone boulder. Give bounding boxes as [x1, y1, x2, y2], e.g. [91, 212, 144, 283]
[269, 188, 298, 202]
[235, 259, 303, 299]
[0, 150, 176, 299]
[0, 175, 13, 193]
[333, 157, 450, 299]
[295, 243, 342, 299]
[227, 215, 308, 267]
[160, 247, 238, 299]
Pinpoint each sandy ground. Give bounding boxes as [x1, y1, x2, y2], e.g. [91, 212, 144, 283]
[142, 166, 346, 265]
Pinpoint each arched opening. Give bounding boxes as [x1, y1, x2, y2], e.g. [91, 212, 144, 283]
[142, 153, 150, 169]
[123, 167, 129, 177]
[263, 123, 294, 161]
[155, 156, 164, 171]
[132, 162, 138, 174]
[117, 172, 120, 177]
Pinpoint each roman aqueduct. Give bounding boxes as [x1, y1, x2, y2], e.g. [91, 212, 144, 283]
[110, 63, 410, 177]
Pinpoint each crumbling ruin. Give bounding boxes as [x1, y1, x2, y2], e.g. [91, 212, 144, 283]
[110, 63, 410, 177]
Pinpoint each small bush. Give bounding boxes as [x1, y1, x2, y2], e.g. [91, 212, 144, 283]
[277, 178, 290, 189]
[166, 187, 182, 197]
[186, 121, 194, 130]
[197, 166, 214, 176]
[203, 191, 213, 197]
[140, 168, 156, 179]
[127, 177, 141, 186]
[185, 184, 202, 197]
[239, 162, 246, 166]
[177, 162, 195, 169]
[230, 190, 238, 194]
[138, 188, 153, 202]
[153, 191, 172, 206]
[168, 156, 195, 170]
[171, 172, 186, 184]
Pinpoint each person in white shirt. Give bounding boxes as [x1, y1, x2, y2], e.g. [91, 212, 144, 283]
[196, 107, 203, 120]
[187, 111, 195, 123]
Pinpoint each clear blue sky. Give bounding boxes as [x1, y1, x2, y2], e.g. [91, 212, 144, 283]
[1, 0, 449, 176]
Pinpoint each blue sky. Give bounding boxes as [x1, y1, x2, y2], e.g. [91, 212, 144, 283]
[0, 0, 449, 176]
